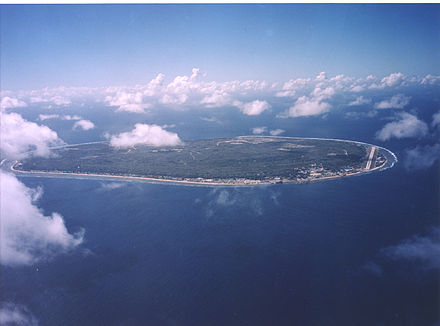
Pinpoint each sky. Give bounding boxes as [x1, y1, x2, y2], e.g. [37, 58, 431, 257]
[1, 4, 439, 90]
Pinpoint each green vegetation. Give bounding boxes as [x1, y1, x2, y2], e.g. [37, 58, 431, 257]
[15, 136, 385, 184]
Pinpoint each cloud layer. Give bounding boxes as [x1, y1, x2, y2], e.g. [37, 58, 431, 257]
[0, 171, 84, 266]
[2, 70, 439, 121]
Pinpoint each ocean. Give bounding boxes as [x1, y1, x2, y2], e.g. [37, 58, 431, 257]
[2, 102, 439, 325]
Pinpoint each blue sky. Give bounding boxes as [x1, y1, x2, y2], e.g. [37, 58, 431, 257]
[1, 4, 439, 90]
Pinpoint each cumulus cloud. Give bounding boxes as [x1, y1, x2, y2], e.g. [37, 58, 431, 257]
[348, 96, 371, 106]
[1, 112, 64, 160]
[233, 100, 270, 116]
[421, 74, 440, 85]
[109, 123, 182, 148]
[2, 70, 437, 119]
[315, 71, 326, 81]
[283, 95, 331, 118]
[381, 227, 440, 270]
[270, 129, 285, 136]
[252, 126, 267, 135]
[375, 94, 411, 109]
[376, 112, 428, 141]
[0, 302, 38, 326]
[200, 90, 231, 108]
[370, 72, 406, 89]
[73, 119, 95, 131]
[311, 86, 335, 99]
[275, 77, 310, 97]
[381, 72, 405, 87]
[350, 85, 365, 93]
[105, 91, 151, 113]
[1, 97, 27, 110]
[404, 143, 440, 170]
[0, 171, 84, 266]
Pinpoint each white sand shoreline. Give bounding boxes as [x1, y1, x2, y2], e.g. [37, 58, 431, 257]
[7, 136, 394, 187]
[10, 159, 387, 187]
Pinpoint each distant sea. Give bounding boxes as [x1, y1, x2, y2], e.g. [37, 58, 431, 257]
[2, 104, 439, 325]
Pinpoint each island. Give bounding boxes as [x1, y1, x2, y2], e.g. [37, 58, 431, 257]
[11, 136, 396, 186]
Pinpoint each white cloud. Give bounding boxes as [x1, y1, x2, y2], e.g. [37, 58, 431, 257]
[284, 95, 331, 118]
[0, 171, 84, 266]
[39, 114, 83, 121]
[376, 112, 428, 141]
[381, 227, 440, 269]
[233, 100, 270, 116]
[252, 126, 267, 135]
[375, 94, 411, 109]
[432, 111, 440, 128]
[315, 71, 326, 81]
[200, 116, 221, 124]
[50, 95, 71, 106]
[200, 90, 231, 108]
[381, 72, 406, 87]
[30, 95, 71, 106]
[105, 91, 151, 113]
[62, 115, 82, 121]
[275, 77, 310, 97]
[39, 114, 60, 121]
[348, 96, 371, 106]
[73, 119, 95, 131]
[109, 123, 182, 148]
[350, 85, 365, 93]
[0, 302, 38, 326]
[1, 97, 27, 110]
[144, 73, 165, 96]
[370, 72, 406, 89]
[1, 112, 64, 160]
[404, 144, 440, 170]
[270, 129, 285, 136]
[311, 86, 335, 99]
[421, 74, 440, 85]
[3, 70, 437, 118]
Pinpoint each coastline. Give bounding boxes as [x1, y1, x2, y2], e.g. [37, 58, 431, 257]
[10, 158, 388, 187]
[7, 136, 395, 187]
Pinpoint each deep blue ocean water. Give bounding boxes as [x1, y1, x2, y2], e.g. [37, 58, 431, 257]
[2, 160, 438, 326]
[3, 98, 439, 325]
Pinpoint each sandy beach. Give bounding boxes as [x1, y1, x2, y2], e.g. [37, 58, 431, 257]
[10, 157, 388, 187]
